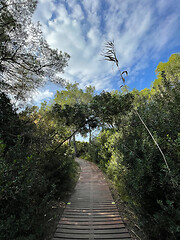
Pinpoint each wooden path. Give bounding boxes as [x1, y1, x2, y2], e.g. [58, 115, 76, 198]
[52, 158, 132, 240]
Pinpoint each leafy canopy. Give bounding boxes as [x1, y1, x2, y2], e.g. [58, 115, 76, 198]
[0, 0, 70, 99]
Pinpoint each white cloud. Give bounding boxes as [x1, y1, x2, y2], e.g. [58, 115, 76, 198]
[33, 0, 180, 92]
[33, 0, 56, 23]
[71, 4, 84, 20]
[31, 89, 54, 103]
[152, 14, 178, 50]
[82, 0, 100, 25]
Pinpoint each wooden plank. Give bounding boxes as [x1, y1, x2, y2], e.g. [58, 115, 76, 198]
[60, 217, 122, 222]
[52, 238, 89, 240]
[94, 233, 131, 239]
[52, 239, 131, 240]
[56, 228, 129, 234]
[57, 223, 126, 230]
[51, 158, 131, 240]
[58, 220, 124, 225]
[54, 232, 131, 239]
[64, 209, 119, 213]
[54, 233, 90, 238]
[63, 213, 119, 218]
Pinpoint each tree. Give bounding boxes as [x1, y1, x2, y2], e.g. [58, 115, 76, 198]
[51, 103, 90, 153]
[52, 83, 96, 154]
[0, 0, 70, 99]
[0, 92, 21, 149]
[53, 83, 95, 105]
[0, 94, 76, 240]
[153, 53, 180, 89]
[84, 63, 180, 239]
[90, 90, 134, 129]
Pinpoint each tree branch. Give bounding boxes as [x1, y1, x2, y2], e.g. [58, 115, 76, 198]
[52, 127, 80, 153]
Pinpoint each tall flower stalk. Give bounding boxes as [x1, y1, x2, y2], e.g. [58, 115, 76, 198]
[102, 40, 171, 174]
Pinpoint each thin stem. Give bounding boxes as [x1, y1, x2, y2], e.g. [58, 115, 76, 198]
[135, 109, 170, 172]
[103, 40, 171, 175]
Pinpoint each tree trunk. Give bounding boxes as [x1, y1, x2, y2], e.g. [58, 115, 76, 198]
[69, 136, 72, 146]
[89, 124, 92, 144]
[73, 133, 78, 157]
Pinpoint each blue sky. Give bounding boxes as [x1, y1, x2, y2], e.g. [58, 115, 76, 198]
[32, 0, 180, 104]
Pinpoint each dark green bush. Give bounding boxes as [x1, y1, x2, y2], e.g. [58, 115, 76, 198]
[119, 77, 180, 239]
[0, 140, 75, 240]
[84, 76, 180, 239]
[0, 94, 76, 240]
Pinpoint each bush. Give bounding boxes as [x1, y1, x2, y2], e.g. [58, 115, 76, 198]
[0, 94, 76, 240]
[0, 139, 75, 240]
[84, 76, 180, 239]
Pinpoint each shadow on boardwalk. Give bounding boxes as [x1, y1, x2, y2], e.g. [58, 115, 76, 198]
[52, 158, 132, 240]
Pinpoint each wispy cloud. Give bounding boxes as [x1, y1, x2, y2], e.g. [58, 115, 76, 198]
[31, 89, 54, 103]
[33, 0, 180, 91]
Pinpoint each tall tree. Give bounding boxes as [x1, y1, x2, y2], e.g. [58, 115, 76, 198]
[153, 53, 180, 89]
[0, 0, 70, 99]
[90, 90, 133, 129]
[52, 83, 96, 154]
[53, 83, 95, 106]
[54, 83, 95, 121]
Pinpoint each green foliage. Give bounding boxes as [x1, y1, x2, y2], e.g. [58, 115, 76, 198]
[0, 93, 21, 148]
[83, 56, 180, 239]
[153, 53, 180, 89]
[0, 94, 76, 240]
[50, 83, 98, 156]
[76, 141, 89, 158]
[0, 5, 74, 237]
[90, 91, 134, 128]
[0, 144, 75, 240]
[1, 9, 179, 239]
[0, 0, 69, 99]
[53, 83, 95, 106]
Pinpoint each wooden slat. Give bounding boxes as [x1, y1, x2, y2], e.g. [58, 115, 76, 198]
[56, 228, 129, 234]
[57, 224, 126, 230]
[54, 232, 131, 238]
[61, 217, 122, 222]
[52, 158, 131, 240]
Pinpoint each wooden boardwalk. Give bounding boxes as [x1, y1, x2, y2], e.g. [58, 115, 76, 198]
[52, 158, 132, 240]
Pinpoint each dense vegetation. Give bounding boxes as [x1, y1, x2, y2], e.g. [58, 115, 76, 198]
[0, 1, 75, 239]
[81, 54, 180, 240]
[0, 93, 77, 240]
[0, 1, 179, 240]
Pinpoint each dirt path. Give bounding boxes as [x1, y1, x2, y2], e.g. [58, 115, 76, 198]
[52, 158, 132, 240]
